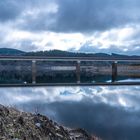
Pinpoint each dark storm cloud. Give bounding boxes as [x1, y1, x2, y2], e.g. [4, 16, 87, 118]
[0, 0, 50, 22]
[1, 0, 140, 33]
[54, 0, 140, 32]
[0, 0, 24, 22]
[18, 0, 140, 33]
[52, 0, 123, 32]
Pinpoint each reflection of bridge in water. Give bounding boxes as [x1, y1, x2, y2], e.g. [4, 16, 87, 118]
[0, 56, 140, 87]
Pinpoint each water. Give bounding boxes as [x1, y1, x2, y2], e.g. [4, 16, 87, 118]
[0, 86, 140, 140]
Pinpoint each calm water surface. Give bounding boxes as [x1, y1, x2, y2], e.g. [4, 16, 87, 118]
[0, 86, 140, 140]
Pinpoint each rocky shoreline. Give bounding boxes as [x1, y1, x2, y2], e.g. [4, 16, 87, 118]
[0, 104, 101, 140]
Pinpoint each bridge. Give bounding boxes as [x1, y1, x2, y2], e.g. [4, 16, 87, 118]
[0, 56, 140, 87]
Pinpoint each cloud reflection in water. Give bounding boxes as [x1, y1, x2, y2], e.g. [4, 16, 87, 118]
[0, 86, 140, 140]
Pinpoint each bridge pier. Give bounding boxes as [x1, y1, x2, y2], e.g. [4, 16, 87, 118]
[32, 60, 36, 84]
[76, 60, 81, 83]
[112, 61, 117, 82]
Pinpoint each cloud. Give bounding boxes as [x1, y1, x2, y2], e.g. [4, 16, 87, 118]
[0, 0, 22, 22]
[0, 26, 84, 51]
[17, 0, 140, 33]
[75, 25, 140, 55]
[53, 0, 140, 33]
[0, 0, 140, 54]
[1, 0, 140, 33]
[14, 0, 58, 32]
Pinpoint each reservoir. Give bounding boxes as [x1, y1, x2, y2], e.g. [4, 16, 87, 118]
[0, 86, 140, 140]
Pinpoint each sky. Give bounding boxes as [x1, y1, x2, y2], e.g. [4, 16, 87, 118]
[0, 0, 140, 55]
[1, 86, 140, 140]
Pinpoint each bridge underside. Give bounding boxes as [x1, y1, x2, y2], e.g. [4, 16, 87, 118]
[0, 82, 140, 87]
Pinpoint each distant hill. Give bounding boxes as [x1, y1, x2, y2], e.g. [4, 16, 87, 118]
[25, 49, 111, 57]
[25, 49, 140, 58]
[0, 48, 139, 58]
[0, 48, 25, 56]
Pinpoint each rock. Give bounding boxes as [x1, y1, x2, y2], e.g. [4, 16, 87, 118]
[17, 116, 24, 126]
[0, 104, 101, 140]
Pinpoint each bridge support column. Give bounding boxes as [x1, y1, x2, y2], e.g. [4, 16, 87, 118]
[112, 61, 117, 82]
[32, 60, 36, 84]
[76, 60, 80, 83]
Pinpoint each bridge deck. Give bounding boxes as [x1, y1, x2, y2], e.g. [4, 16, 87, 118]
[0, 82, 140, 87]
[0, 56, 140, 61]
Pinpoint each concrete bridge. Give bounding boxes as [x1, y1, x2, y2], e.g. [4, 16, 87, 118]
[0, 56, 140, 87]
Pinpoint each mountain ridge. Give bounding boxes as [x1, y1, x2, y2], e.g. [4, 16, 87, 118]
[0, 48, 25, 55]
[0, 48, 139, 57]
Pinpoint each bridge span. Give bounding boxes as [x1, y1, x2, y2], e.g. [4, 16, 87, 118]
[0, 56, 140, 87]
